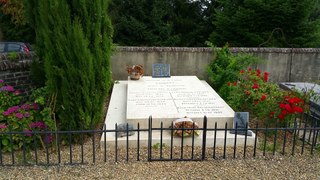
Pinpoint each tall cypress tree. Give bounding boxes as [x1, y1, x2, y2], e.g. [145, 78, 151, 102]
[25, 1, 113, 130]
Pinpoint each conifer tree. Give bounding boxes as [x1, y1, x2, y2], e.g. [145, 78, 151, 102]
[25, 1, 113, 130]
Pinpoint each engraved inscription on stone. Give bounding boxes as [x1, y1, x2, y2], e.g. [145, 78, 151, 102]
[127, 76, 233, 120]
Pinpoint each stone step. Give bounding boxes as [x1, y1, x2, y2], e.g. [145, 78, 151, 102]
[100, 130, 256, 148]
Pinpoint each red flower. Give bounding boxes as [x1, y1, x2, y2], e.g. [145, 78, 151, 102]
[264, 72, 268, 82]
[248, 68, 252, 71]
[278, 110, 288, 120]
[233, 82, 237, 86]
[260, 94, 267, 101]
[293, 106, 304, 113]
[256, 69, 261, 77]
[279, 103, 286, 109]
[278, 114, 285, 120]
[245, 91, 251, 95]
[240, 70, 245, 74]
[252, 84, 259, 89]
[254, 100, 259, 105]
[281, 109, 288, 116]
[284, 104, 293, 113]
[227, 82, 231, 86]
[288, 97, 302, 104]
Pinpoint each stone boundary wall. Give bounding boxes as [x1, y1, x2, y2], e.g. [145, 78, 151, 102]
[112, 47, 320, 83]
[0, 53, 36, 96]
[0, 47, 319, 95]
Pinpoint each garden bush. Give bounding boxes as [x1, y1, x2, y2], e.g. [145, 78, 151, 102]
[207, 43, 260, 99]
[0, 79, 55, 152]
[225, 68, 310, 126]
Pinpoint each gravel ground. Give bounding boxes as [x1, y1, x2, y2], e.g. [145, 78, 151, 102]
[0, 136, 319, 180]
[0, 155, 319, 179]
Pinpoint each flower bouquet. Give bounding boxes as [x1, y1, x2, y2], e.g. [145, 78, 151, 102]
[172, 117, 200, 137]
[127, 65, 144, 80]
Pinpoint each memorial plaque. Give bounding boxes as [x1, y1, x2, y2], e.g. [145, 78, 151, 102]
[152, 64, 170, 77]
[126, 76, 235, 128]
[230, 112, 252, 136]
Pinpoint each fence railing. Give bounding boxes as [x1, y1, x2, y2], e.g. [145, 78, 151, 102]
[0, 114, 319, 166]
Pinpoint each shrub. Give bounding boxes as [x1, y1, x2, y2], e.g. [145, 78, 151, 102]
[0, 80, 55, 152]
[207, 43, 260, 99]
[226, 69, 309, 126]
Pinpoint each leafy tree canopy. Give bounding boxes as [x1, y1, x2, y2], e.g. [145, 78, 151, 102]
[109, 0, 214, 47]
[210, 0, 320, 47]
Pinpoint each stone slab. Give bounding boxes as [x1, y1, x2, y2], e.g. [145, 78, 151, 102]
[101, 79, 255, 148]
[126, 76, 234, 128]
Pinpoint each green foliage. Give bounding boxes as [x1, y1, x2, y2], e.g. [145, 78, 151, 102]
[152, 142, 167, 150]
[226, 69, 310, 126]
[207, 43, 259, 97]
[25, 1, 113, 130]
[211, 0, 320, 47]
[30, 59, 46, 87]
[7, 52, 18, 61]
[0, 12, 34, 43]
[109, 0, 214, 47]
[109, 0, 178, 46]
[0, 80, 55, 153]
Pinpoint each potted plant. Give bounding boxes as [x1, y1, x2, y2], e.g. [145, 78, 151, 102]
[127, 65, 144, 80]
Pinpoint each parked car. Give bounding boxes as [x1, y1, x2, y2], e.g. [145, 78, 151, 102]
[0, 42, 33, 54]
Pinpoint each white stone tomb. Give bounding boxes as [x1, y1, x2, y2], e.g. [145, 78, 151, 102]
[100, 76, 255, 148]
[126, 76, 234, 128]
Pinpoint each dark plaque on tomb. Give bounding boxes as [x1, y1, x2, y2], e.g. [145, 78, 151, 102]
[117, 123, 135, 137]
[152, 64, 170, 77]
[230, 112, 252, 136]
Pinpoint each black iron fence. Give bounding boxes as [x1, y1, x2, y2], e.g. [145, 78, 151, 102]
[0, 114, 319, 166]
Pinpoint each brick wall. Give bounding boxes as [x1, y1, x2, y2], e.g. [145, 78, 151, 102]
[0, 69, 33, 96]
[0, 53, 35, 97]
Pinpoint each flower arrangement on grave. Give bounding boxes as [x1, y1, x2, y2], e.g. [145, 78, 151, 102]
[172, 117, 200, 137]
[127, 64, 144, 80]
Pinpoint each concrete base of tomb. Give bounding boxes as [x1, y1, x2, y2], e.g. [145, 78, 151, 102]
[100, 130, 256, 148]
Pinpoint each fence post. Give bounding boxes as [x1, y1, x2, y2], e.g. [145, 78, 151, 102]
[202, 116, 207, 160]
[148, 116, 152, 161]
